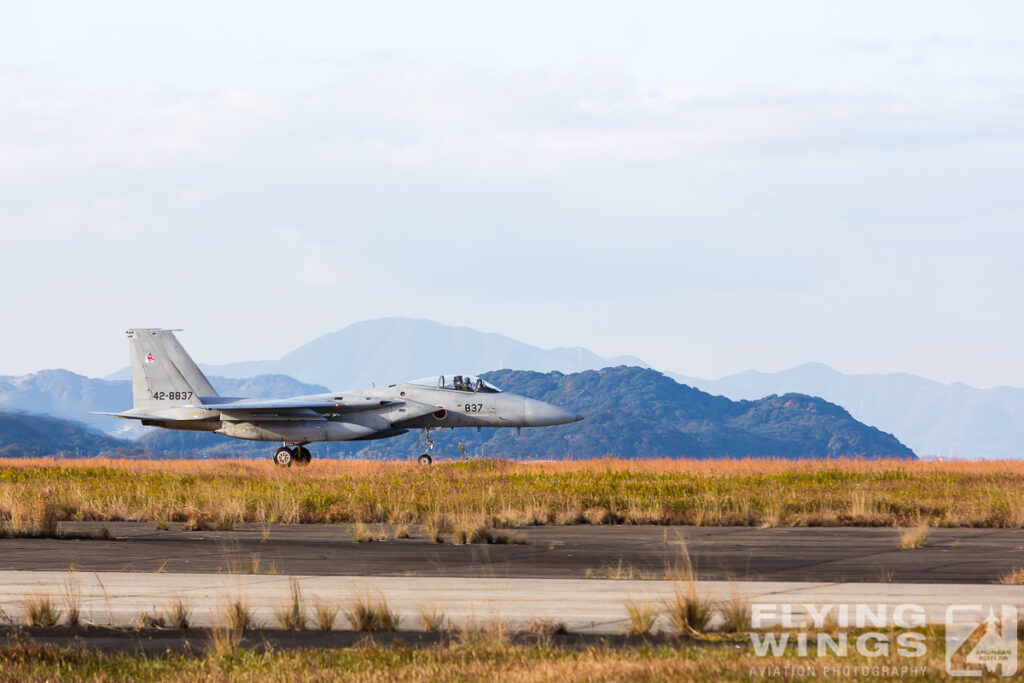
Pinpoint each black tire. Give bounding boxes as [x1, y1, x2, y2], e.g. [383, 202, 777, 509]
[296, 446, 312, 465]
[274, 447, 294, 467]
[417, 454, 432, 466]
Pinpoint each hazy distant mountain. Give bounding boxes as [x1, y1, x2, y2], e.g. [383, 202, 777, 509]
[669, 363, 1024, 458]
[113, 318, 647, 389]
[0, 370, 328, 437]
[0, 370, 130, 435]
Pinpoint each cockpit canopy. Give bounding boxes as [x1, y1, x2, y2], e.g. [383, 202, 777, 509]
[408, 375, 502, 393]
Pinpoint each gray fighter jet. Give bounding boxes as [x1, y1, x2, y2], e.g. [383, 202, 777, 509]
[101, 329, 582, 466]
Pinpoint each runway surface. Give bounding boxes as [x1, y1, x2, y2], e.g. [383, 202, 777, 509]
[1, 571, 1020, 633]
[2, 523, 1023, 583]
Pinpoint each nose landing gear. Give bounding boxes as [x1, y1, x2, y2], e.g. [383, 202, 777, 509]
[416, 428, 438, 466]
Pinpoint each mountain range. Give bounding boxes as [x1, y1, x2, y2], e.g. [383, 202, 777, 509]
[671, 364, 1024, 459]
[1, 367, 914, 460]
[0, 318, 1017, 458]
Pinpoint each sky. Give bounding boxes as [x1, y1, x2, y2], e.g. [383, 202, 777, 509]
[1, 2, 1023, 387]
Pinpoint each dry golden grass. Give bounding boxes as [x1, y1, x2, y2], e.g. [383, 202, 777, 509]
[242, 553, 277, 575]
[137, 610, 166, 629]
[351, 521, 386, 543]
[0, 630, 989, 682]
[455, 618, 511, 649]
[525, 618, 568, 635]
[899, 522, 930, 549]
[585, 559, 656, 580]
[623, 600, 657, 636]
[61, 578, 81, 628]
[7, 493, 59, 537]
[718, 594, 752, 633]
[663, 584, 713, 635]
[343, 593, 399, 632]
[311, 598, 339, 631]
[273, 579, 306, 631]
[167, 599, 191, 629]
[22, 595, 61, 627]
[220, 595, 257, 631]
[998, 567, 1024, 584]
[418, 607, 446, 632]
[206, 626, 242, 658]
[4, 456, 1024, 529]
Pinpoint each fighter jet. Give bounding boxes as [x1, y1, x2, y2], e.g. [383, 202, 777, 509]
[100, 329, 583, 466]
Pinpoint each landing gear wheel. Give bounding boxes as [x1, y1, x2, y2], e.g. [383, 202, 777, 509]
[295, 446, 312, 465]
[274, 447, 294, 467]
[417, 454, 432, 466]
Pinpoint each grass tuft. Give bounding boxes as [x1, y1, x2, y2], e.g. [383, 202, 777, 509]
[899, 522, 929, 549]
[587, 559, 654, 580]
[623, 600, 657, 636]
[664, 584, 713, 635]
[23, 595, 61, 627]
[181, 513, 210, 532]
[10, 494, 59, 538]
[526, 618, 568, 635]
[718, 595, 752, 633]
[206, 626, 242, 658]
[422, 515, 446, 543]
[456, 618, 510, 649]
[137, 610, 166, 629]
[244, 553, 277, 575]
[343, 593, 399, 632]
[312, 599, 338, 631]
[997, 567, 1024, 585]
[418, 607, 446, 632]
[352, 521, 386, 543]
[273, 579, 306, 631]
[452, 513, 492, 545]
[221, 594, 257, 631]
[61, 578, 81, 628]
[166, 599, 191, 629]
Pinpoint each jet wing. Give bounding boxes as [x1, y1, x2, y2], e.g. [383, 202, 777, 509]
[198, 397, 402, 414]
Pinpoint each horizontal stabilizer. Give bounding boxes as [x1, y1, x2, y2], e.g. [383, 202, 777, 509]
[92, 410, 175, 421]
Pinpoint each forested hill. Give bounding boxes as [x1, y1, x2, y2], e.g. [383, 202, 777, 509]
[0, 411, 133, 457]
[465, 366, 916, 459]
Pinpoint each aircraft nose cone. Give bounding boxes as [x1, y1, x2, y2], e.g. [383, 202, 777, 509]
[524, 399, 580, 427]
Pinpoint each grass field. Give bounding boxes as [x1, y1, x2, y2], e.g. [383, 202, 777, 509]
[2, 457, 1024, 530]
[0, 629, 1000, 682]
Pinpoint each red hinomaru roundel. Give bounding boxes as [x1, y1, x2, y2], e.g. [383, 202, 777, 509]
[145, 353, 155, 364]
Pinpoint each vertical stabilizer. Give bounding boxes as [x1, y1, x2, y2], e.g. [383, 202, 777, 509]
[127, 329, 217, 410]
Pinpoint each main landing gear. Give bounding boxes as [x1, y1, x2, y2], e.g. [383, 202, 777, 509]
[273, 445, 311, 467]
